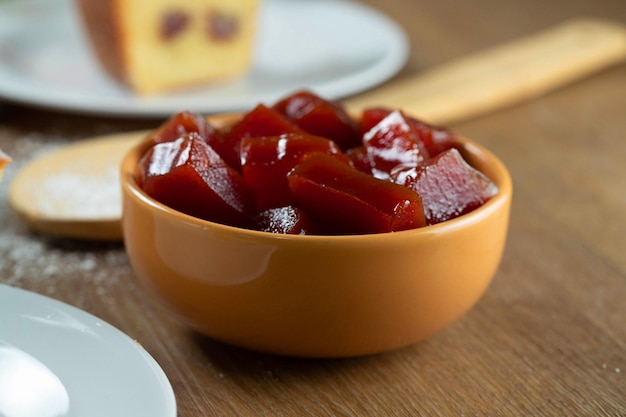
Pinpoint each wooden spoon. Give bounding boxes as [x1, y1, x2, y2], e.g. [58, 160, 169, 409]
[9, 18, 626, 241]
[9, 133, 143, 240]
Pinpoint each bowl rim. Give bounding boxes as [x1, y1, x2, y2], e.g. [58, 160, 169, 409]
[121, 131, 512, 243]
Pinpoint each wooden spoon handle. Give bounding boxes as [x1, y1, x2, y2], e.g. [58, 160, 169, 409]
[344, 18, 626, 124]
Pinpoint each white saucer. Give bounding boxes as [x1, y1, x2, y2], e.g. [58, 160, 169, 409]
[0, 284, 176, 417]
[0, 0, 408, 117]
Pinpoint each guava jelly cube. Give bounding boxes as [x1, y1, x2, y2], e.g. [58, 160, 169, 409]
[362, 110, 430, 180]
[220, 104, 302, 170]
[138, 133, 252, 227]
[254, 205, 317, 234]
[240, 133, 347, 211]
[287, 153, 426, 234]
[393, 148, 498, 225]
[274, 90, 360, 150]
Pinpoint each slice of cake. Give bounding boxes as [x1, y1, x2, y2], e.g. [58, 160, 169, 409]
[76, 0, 258, 95]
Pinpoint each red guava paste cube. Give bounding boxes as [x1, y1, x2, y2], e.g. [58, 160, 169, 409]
[412, 118, 457, 157]
[393, 148, 498, 225]
[137, 133, 252, 227]
[148, 110, 219, 145]
[287, 153, 426, 234]
[219, 104, 302, 170]
[254, 205, 317, 235]
[362, 110, 431, 180]
[345, 146, 372, 174]
[273, 90, 360, 150]
[240, 133, 348, 211]
[359, 107, 392, 135]
[361, 108, 456, 157]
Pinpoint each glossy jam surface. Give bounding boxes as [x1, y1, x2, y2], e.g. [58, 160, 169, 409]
[136, 90, 498, 234]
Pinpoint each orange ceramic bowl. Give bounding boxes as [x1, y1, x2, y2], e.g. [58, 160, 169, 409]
[120, 115, 512, 358]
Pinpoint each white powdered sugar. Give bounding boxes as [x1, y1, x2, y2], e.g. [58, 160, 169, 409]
[35, 168, 121, 219]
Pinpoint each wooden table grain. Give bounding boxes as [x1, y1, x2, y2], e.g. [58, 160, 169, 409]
[1, 0, 625, 415]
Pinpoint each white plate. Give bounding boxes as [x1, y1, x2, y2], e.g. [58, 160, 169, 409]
[0, 0, 408, 117]
[0, 284, 176, 417]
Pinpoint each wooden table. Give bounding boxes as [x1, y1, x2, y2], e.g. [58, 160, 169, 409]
[1, 0, 625, 415]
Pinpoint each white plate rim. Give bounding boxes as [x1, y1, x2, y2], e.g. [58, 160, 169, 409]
[0, 0, 409, 117]
[0, 284, 177, 417]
